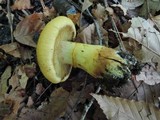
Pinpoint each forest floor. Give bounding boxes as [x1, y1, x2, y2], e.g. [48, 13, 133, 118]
[0, 0, 160, 120]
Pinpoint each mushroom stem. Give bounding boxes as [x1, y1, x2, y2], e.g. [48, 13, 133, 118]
[59, 41, 129, 79]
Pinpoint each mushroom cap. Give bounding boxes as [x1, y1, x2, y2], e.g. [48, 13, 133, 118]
[37, 16, 76, 83]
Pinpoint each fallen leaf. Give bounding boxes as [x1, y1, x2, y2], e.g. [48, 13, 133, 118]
[0, 42, 20, 58]
[140, 0, 160, 17]
[81, 0, 93, 12]
[19, 87, 69, 120]
[76, 23, 96, 44]
[13, 13, 45, 47]
[76, 23, 108, 45]
[136, 64, 160, 85]
[24, 63, 36, 78]
[0, 66, 12, 95]
[121, 0, 144, 9]
[19, 45, 33, 60]
[11, 0, 33, 10]
[92, 94, 160, 120]
[122, 17, 160, 71]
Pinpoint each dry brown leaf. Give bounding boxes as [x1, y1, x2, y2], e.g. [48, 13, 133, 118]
[11, 0, 33, 10]
[13, 13, 45, 47]
[0, 42, 20, 58]
[9, 65, 29, 90]
[92, 94, 160, 120]
[19, 87, 69, 120]
[0, 66, 12, 95]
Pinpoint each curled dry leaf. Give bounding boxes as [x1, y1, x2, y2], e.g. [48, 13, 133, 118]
[92, 94, 160, 120]
[19, 46, 33, 60]
[14, 13, 45, 47]
[11, 0, 33, 10]
[0, 42, 20, 58]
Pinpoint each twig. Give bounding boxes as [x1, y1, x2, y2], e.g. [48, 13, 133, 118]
[7, 0, 13, 43]
[36, 83, 53, 102]
[86, 9, 104, 45]
[110, 16, 126, 52]
[80, 85, 101, 120]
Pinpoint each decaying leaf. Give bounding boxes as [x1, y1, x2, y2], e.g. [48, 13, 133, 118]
[136, 64, 160, 85]
[92, 94, 160, 120]
[19, 87, 69, 120]
[13, 13, 45, 47]
[0, 42, 20, 58]
[9, 64, 32, 90]
[122, 17, 160, 71]
[11, 0, 33, 10]
[0, 66, 12, 95]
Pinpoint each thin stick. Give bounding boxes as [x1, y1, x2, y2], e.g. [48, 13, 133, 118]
[7, 0, 13, 43]
[80, 85, 101, 120]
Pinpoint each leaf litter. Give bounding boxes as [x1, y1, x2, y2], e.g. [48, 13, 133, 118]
[0, 0, 160, 120]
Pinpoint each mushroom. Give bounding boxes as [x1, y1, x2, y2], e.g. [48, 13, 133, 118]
[36, 16, 136, 84]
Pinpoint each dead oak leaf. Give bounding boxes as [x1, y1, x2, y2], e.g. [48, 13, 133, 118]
[14, 13, 45, 47]
[0, 42, 20, 58]
[11, 0, 33, 10]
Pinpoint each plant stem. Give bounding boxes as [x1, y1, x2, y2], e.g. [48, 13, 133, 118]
[80, 85, 101, 120]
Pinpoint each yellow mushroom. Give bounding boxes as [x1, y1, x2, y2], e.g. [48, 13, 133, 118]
[37, 16, 133, 84]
